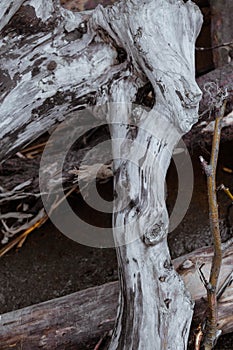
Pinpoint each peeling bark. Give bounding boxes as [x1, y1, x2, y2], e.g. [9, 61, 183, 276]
[0, 0, 203, 349]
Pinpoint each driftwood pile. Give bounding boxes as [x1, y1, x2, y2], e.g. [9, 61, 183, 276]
[0, 0, 233, 349]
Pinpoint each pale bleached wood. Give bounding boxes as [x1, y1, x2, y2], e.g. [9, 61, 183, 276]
[0, 0, 124, 161]
[0, 245, 232, 349]
[174, 245, 233, 334]
[0, 0, 203, 349]
[92, 1, 203, 348]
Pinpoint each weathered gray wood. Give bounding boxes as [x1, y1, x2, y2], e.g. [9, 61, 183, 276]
[0, 245, 232, 349]
[0, 0, 204, 349]
[97, 1, 203, 349]
[0, 0, 124, 161]
[175, 244, 233, 335]
[0, 0, 232, 164]
[0, 281, 118, 350]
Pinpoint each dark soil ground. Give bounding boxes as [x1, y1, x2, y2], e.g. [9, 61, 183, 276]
[0, 141, 233, 349]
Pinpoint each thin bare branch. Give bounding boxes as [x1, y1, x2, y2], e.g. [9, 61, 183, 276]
[219, 184, 233, 202]
[200, 99, 227, 350]
[196, 41, 233, 51]
[0, 211, 48, 258]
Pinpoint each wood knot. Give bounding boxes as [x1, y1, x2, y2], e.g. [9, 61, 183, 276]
[143, 221, 166, 245]
[47, 61, 57, 71]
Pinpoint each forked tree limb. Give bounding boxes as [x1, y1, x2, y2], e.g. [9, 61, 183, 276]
[0, 1, 220, 349]
[0, 1, 232, 163]
[0, 0, 229, 163]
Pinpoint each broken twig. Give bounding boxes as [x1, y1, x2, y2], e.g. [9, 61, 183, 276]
[0, 211, 48, 258]
[219, 184, 233, 202]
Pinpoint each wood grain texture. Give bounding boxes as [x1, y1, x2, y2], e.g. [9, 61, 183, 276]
[0, 0, 121, 161]
[0, 0, 202, 163]
[92, 1, 202, 348]
[0, 245, 232, 349]
[0, 0, 203, 349]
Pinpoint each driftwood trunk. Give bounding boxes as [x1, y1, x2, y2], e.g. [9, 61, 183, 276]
[0, 1, 208, 349]
[97, 2, 202, 349]
[1, 245, 233, 349]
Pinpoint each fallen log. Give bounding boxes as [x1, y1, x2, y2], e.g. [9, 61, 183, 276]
[0, 0, 232, 163]
[0, 244, 232, 349]
[0, 1, 231, 348]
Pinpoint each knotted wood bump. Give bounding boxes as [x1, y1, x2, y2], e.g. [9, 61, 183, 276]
[143, 220, 166, 245]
